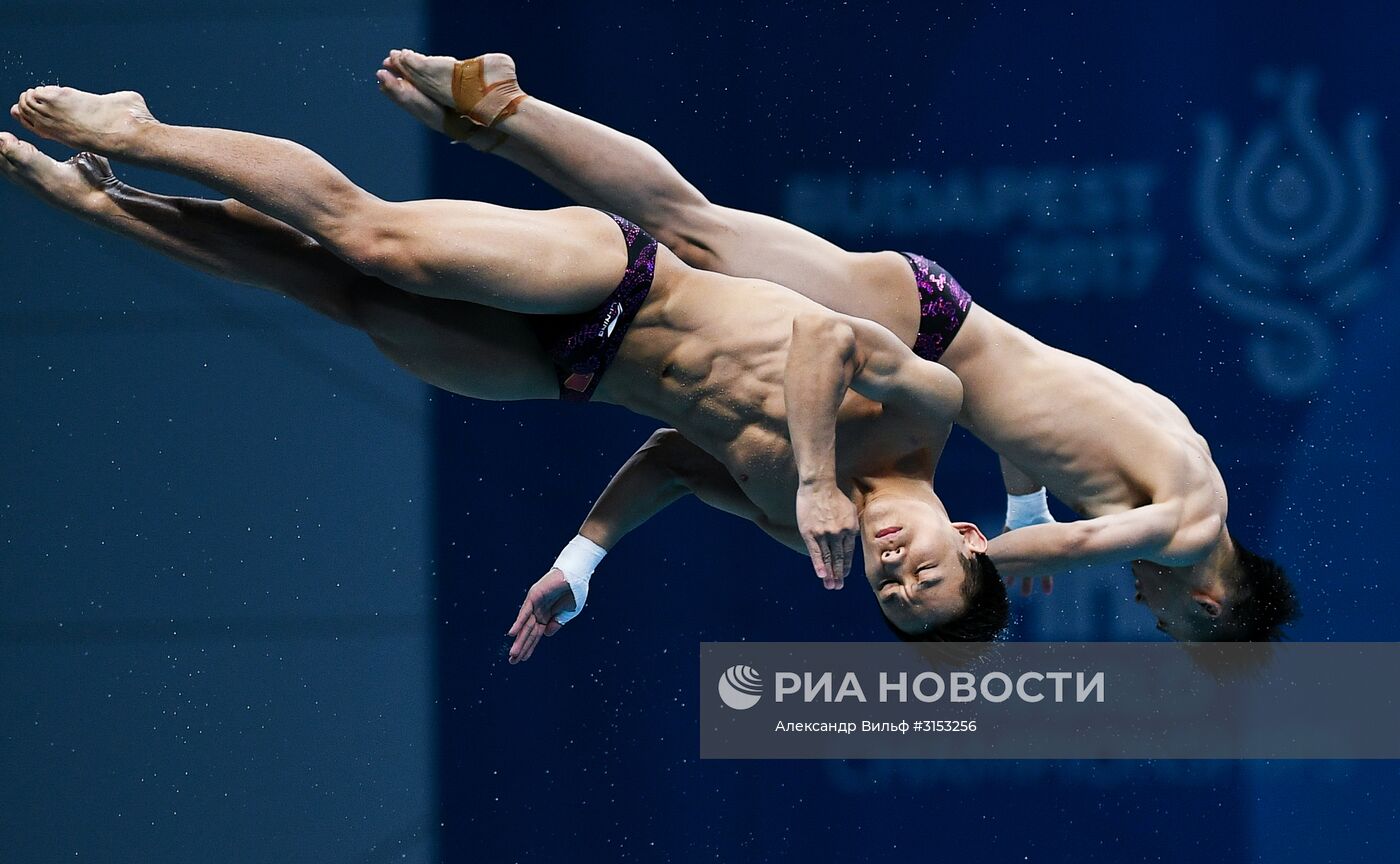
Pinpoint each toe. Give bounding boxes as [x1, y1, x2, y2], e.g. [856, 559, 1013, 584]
[0, 133, 34, 165]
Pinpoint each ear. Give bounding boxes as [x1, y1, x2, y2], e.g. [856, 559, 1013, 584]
[952, 521, 989, 554]
[1190, 591, 1223, 618]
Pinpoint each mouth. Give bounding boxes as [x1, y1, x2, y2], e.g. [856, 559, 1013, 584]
[875, 526, 902, 539]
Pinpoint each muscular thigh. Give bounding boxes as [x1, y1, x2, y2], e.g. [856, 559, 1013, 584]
[378, 201, 629, 315]
[670, 205, 920, 343]
[355, 283, 559, 401]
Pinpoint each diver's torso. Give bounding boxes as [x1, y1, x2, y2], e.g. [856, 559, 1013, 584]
[598, 254, 936, 528]
[941, 305, 1227, 524]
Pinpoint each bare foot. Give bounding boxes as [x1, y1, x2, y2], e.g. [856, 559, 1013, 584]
[0, 131, 119, 216]
[386, 49, 517, 113]
[11, 86, 156, 153]
[375, 66, 447, 134]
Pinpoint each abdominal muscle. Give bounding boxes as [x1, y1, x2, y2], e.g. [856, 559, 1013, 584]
[599, 253, 916, 525]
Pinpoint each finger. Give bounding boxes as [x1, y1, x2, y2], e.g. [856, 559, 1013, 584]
[527, 622, 548, 660]
[508, 616, 536, 663]
[516, 616, 545, 663]
[805, 538, 828, 584]
[518, 619, 546, 662]
[1020, 577, 1034, 598]
[830, 541, 845, 590]
[1041, 576, 1054, 595]
[508, 597, 534, 638]
[820, 539, 837, 589]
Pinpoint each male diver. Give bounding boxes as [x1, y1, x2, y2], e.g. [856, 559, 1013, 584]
[372, 50, 1299, 647]
[2, 80, 1004, 662]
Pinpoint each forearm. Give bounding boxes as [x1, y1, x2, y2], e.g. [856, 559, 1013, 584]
[490, 99, 709, 234]
[987, 508, 1174, 580]
[1000, 456, 1043, 496]
[577, 430, 695, 550]
[783, 316, 857, 486]
[985, 523, 1079, 581]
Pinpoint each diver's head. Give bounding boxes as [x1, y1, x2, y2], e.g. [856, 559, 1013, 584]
[1133, 535, 1299, 642]
[859, 490, 1008, 641]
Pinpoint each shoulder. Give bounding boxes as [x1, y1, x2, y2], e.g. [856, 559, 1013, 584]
[1160, 510, 1224, 564]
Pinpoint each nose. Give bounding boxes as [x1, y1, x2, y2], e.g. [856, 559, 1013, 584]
[880, 546, 906, 569]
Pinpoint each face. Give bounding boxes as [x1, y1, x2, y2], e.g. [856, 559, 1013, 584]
[1132, 560, 1229, 641]
[860, 494, 988, 636]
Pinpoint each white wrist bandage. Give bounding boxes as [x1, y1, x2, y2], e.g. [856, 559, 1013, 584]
[1005, 488, 1055, 531]
[552, 535, 607, 624]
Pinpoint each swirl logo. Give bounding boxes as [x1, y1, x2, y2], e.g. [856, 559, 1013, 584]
[717, 665, 764, 710]
[1195, 69, 1384, 397]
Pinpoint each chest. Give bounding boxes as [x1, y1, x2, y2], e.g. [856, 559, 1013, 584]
[719, 399, 927, 526]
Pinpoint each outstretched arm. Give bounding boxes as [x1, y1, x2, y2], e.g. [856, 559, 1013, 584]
[783, 313, 963, 587]
[578, 429, 796, 549]
[985, 504, 1180, 582]
[507, 429, 796, 663]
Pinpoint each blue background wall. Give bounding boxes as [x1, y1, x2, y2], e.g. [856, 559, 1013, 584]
[430, 2, 1398, 861]
[0, 1, 1394, 862]
[1, 2, 437, 861]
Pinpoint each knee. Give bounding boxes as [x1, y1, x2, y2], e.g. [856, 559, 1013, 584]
[297, 275, 377, 329]
[653, 202, 730, 271]
[334, 223, 414, 285]
[321, 201, 417, 284]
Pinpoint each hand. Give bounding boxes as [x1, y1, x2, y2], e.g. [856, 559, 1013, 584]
[506, 568, 575, 664]
[1004, 572, 1055, 597]
[795, 480, 859, 589]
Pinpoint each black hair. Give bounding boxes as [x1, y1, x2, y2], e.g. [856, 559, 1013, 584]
[1213, 541, 1300, 642]
[880, 551, 1010, 642]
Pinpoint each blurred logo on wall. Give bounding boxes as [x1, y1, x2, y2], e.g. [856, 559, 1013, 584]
[1195, 70, 1385, 398]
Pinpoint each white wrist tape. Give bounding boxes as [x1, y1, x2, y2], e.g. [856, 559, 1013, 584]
[551, 535, 607, 624]
[1005, 488, 1055, 531]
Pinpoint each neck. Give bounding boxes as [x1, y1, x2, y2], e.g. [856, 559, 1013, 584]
[853, 474, 943, 515]
[1180, 526, 1235, 596]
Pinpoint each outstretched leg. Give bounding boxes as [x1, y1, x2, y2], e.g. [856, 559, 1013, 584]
[12, 86, 627, 316]
[0, 131, 558, 401]
[379, 50, 917, 339]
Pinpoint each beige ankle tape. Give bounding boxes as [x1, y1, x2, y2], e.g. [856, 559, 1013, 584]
[441, 109, 509, 152]
[451, 56, 528, 127]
